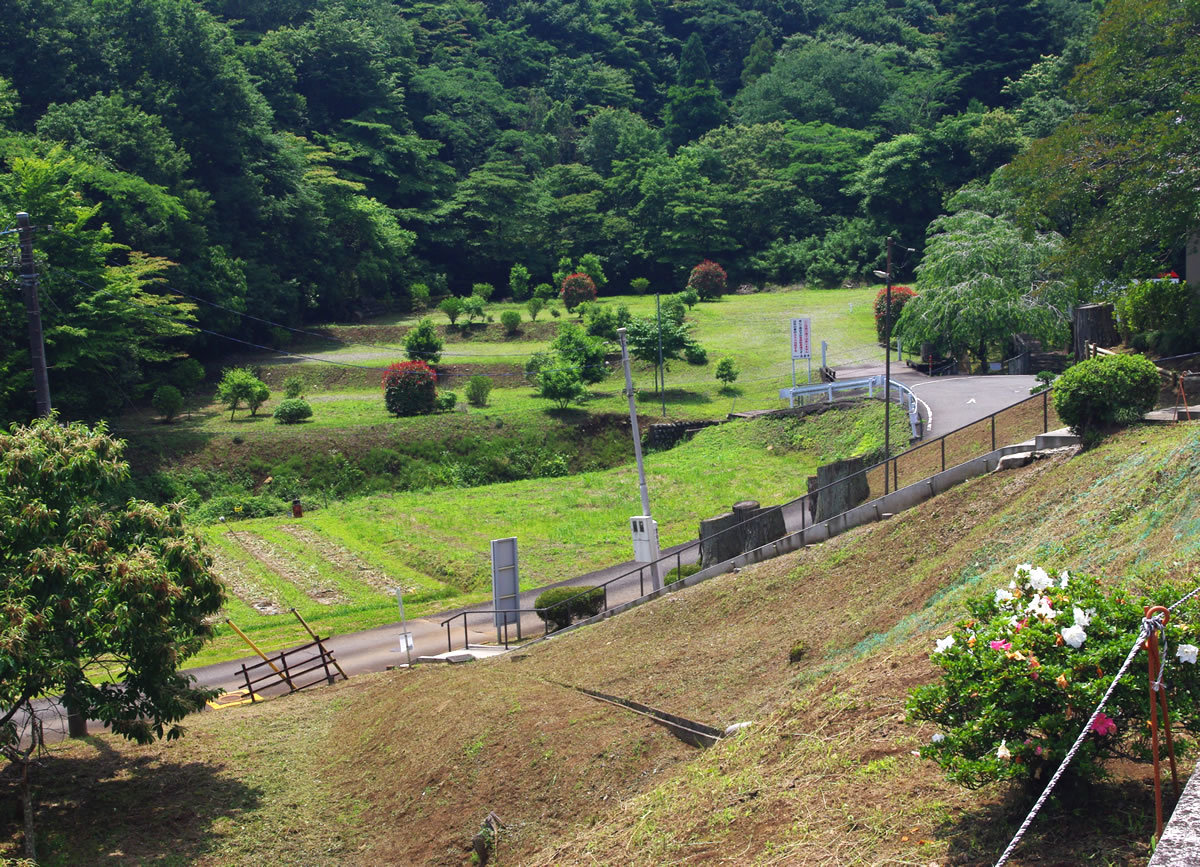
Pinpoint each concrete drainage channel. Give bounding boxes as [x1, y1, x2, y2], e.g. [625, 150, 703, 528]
[547, 681, 730, 748]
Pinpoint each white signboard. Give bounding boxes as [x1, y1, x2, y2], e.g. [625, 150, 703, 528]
[790, 317, 812, 360]
[398, 631, 414, 652]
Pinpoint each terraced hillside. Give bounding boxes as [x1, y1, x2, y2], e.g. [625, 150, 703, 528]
[17, 422, 1200, 865]
[192, 402, 912, 665]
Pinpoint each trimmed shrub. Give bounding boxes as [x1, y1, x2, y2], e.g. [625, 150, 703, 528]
[560, 272, 597, 312]
[509, 264, 532, 301]
[152, 385, 183, 422]
[533, 282, 556, 301]
[534, 585, 604, 632]
[665, 562, 702, 585]
[436, 391, 458, 412]
[679, 288, 700, 309]
[439, 296, 464, 324]
[410, 282, 431, 311]
[630, 277, 650, 295]
[405, 317, 444, 363]
[537, 366, 586, 409]
[465, 375, 493, 407]
[1115, 278, 1198, 341]
[873, 285, 918, 342]
[273, 398, 313, 424]
[471, 282, 495, 301]
[687, 259, 727, 300]
[500, 310, 522, 336]
[382, 360, 438, 416]
[283, 376, 305, 399]
[1052, 353, 1160, 446]
[549, 306, 562, 318]
[684, 343, 708, 365]
[1030, 370, 1056, 394]
[526, 296, 546, 321]
[908, 565, 1200, 790]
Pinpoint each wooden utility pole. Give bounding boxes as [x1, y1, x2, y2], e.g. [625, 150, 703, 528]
[17, 212, 52, 417]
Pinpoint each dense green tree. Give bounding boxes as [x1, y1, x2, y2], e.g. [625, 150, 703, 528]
[663, 34, 728, 148]
[740, 32, 775, 87]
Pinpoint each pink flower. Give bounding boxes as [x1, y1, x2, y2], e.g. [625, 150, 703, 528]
[989, 640, 1012, 651]
[1091, 713, 1117, 736]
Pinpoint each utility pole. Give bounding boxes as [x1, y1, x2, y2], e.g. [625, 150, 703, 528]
[17, 213, 51, 417]
[656, 292, 665, 417]
[617, 328, 662, 591]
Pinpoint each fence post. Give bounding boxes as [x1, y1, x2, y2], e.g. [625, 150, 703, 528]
[639, 566, 645, 597]
[940, 437, 945, 473]
[316, 638, 335, 684]
[281, 647, 293, 693]
[893, 456, 899, 491]
[446, 621, 452, 653]
[1043, 389, 1048, 432]
[677, 550, 682, 580]
[241, 664, 255, 702]
[516, 611, 522, 642]
[991, 415, 996, 451]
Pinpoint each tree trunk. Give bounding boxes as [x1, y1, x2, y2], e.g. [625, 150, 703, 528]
[21, 762, 36, 862]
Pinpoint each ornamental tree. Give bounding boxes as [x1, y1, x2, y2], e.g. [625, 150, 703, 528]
[382, 360, 438, 416]
[404, 317, 444, 364]
[216, 367, 269, 421]
[908, 565, 1200, 791]
[687, 260, 727, 300]
[873, 285, 917, 342]
[560, 272, 597, 312]
[0, 417, 224, 847]
[1052, 353, 1160, 448]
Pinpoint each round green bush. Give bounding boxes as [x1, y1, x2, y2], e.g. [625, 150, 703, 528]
[500, 310, 522, 336]
[152, 385, 183, 422]
[382, 360, 438, 416]
[534, 585, 604, 632]
[1052, 353, 1160, 446]
[273, 398, 313, 424]
[465, 375, 493, 407]
[684, 342, 708, 365]
[404, 317, 444, 363]
[436, 391, 458, 412]
[907, 565, 1200, 791]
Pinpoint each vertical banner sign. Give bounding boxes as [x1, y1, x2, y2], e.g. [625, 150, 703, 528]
[790, 317, 812, 359]
[491, 537, 520, 630]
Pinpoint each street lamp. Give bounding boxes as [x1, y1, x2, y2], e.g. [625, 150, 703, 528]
[874, 237, 895, 493]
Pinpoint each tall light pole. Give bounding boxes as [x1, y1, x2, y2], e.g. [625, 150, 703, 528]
[873, 236, 895, 494]
[617, 327, 662, 591]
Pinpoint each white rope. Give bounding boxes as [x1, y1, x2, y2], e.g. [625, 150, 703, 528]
[993, 614, 1161, 867]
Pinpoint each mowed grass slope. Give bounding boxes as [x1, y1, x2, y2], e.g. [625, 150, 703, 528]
[191, 403, 912, 665]
[17, 423, 1200, 865]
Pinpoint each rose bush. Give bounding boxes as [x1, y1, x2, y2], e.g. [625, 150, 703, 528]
[907, 565, 1200, 790]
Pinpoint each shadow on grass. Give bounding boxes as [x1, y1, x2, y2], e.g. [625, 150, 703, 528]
[4, 737, 263, 865]
[635, 388, 712, 406]
[937, 777, 1160, 864]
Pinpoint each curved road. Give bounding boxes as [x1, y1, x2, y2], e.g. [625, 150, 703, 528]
[25, 370, 1040, 743]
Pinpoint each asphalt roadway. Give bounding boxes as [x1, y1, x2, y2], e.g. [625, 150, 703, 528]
[27, 369, 1036, 743]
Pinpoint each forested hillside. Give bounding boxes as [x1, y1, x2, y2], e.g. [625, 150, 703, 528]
[0, 0, 1192, 422]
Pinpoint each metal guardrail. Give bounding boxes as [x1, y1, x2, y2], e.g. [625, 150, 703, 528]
[438, 388, 1062, 655]
[779, 375, 922, 437]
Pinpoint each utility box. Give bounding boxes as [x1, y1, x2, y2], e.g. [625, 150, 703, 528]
[630, 516, 659, 562]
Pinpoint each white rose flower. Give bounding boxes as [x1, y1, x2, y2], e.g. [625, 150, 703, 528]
[934, 635, 955, 654]
[1028, 567, 1053, 592]
[1027, 595, 1056, 619]
[1061, 625, 1087, 649]
[1177, 644, 1199, 664]
[1073, 607, 1094, 627]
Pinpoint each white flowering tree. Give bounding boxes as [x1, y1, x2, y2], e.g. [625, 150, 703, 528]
[908, 565, 1200, 790]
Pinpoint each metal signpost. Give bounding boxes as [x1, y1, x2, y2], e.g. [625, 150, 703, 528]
[789, 317, 812, 407]
[394, 587, 413, 666]
[491, 537, 521, 642]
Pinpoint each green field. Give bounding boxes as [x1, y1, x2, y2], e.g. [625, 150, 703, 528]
[191, 403, 911, 666]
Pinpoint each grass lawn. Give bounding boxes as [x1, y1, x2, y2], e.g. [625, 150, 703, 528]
[189, 403, 912, 666]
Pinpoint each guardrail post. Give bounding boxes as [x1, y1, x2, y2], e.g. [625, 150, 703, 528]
[446, 620, 452, 653]
[941, 437, 945, 472]
[1043, 389, 1048, 432]
[516, 612, 522, 642]
[463, 616, 468, 651]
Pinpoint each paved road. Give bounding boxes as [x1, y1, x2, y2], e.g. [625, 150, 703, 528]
[25, 370, 1038, 744]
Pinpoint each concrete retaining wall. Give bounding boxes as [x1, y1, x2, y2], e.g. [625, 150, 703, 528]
[529, 433, 1067, 646]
